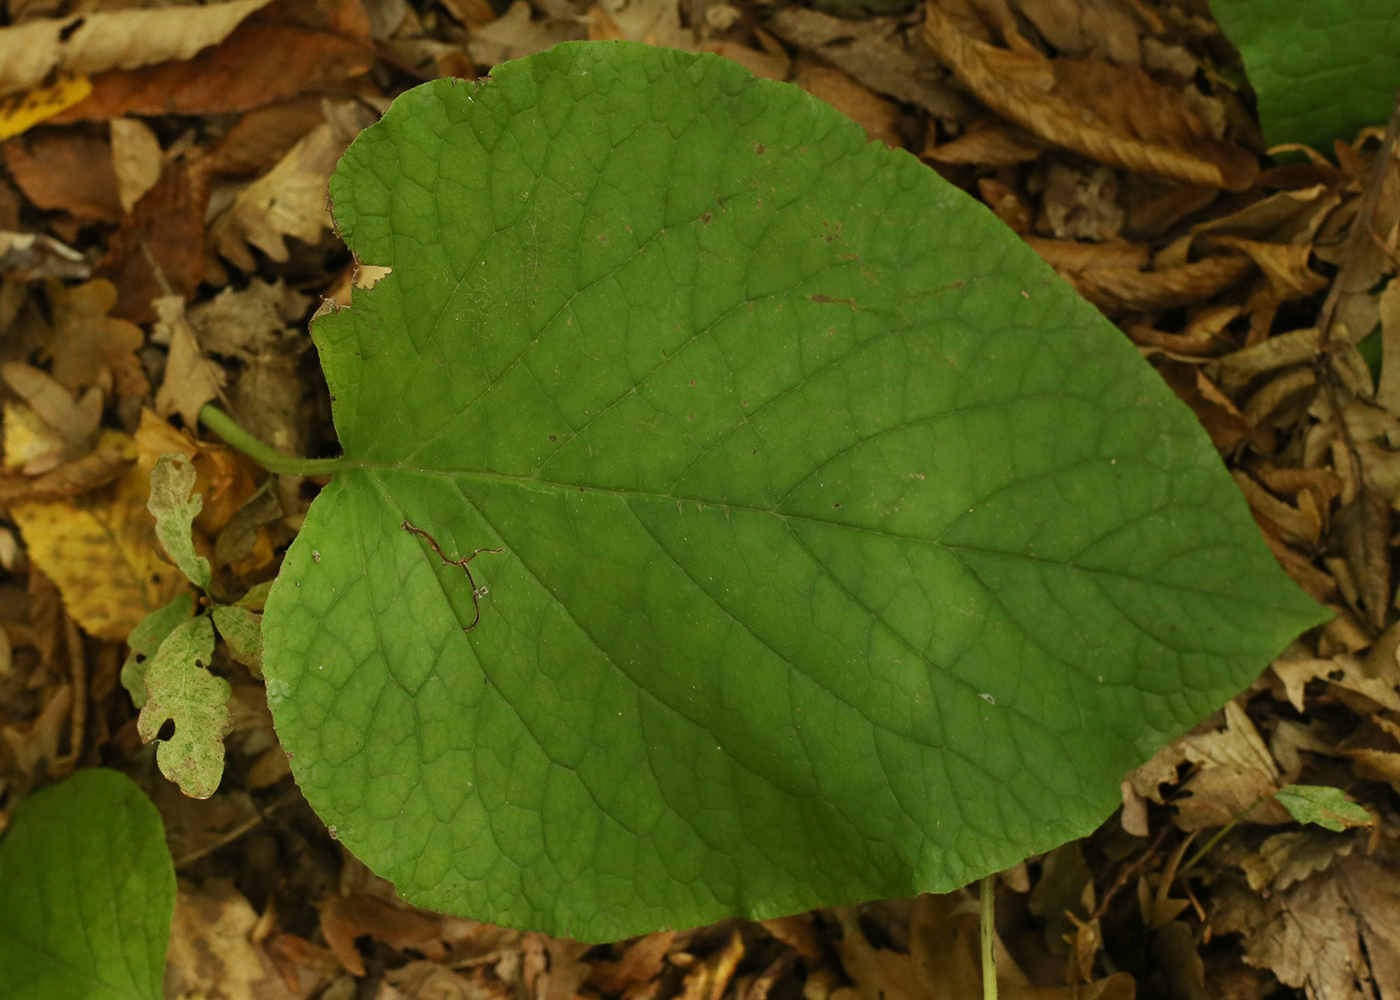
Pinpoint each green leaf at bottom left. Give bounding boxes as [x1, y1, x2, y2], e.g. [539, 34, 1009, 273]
[0, 769, 175, 1000]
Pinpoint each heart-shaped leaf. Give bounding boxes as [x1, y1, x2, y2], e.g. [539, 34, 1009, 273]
[0, 769, 174, 1000]
[263, 41, 1325, 941]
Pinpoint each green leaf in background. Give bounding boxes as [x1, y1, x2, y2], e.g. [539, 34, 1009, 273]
[0, 769, 174, 1000]
[263, 41, 1326, 941]
[212, 604, 264, 677]
[121, 593, 195, 709]
[1275, 784, 1373, 832]
[1211, 0, 1400, 150]
[147, 453, 211, 591]
[136, 614, 231, 799]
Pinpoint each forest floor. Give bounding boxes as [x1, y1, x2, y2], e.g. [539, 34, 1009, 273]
[0, 0, 1397, 998]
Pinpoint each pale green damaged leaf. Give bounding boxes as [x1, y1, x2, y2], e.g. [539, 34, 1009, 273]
[137, 615, 231, 799]
[235, 579, 274, 611]
[121, 593, 196, 709]
[264, 42, 1327, 940]
[1275, 784, 1373, 832]
[1211, 0, 1400, 150]
[0, 769, 174, 1000]
[212, 604, 263, 677]
[147, 453, 211, 591]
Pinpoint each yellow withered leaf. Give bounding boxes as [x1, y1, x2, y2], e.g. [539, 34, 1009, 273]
[13, 439, 188, 640]
[0, 74, 92, 143]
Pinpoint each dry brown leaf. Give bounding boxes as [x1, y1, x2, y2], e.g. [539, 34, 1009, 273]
[108, 117, 163, 214]
[95, 161, 209, 324]
[927, 120, 1046, 166]
[978, 177, 1034, 232]
[1173, 700, 1288, 830]
[0, 683, 71, 783]
[0, 435, 134, 508]
[152, 296, 227, 429]
[210, 105, 373, 270]
[0, 0, 274, 97]
[319, 894, 446, 976]
[165, 879, 305, 1000]
[1334, 488, 1392, 632]
[468, 1, 587, 66]
[188, 278, 310, 358]
[1271, 651, 1400, 715]
[795, 62, 903, 148]
[1213, 853, 1400, 1000]
[677, 929, 744, 1000]
[1064, 253, 1255, 313]
[384, 962, 486, 999]
[923, 4, 1257, 190]
[204, 96, 328, 176]
[3, 128, 121, 222]
[51, 5, 374, 122]
[697, 40, 790, 81]
[10, 453, 188, 640]
[589, 932, 677, 993]
[1205, 234, 1329, 302]
[1208, 326, 1319, 394]
[1, 362, 102, 473]
[1236, 830, 1360, 894]
[766, 8, 975, 124]
[1155, 362, 1249, 452]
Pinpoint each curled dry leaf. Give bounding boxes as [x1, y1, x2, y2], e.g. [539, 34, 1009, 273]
[922, 4, 1258, 190]
[0, 0, 274, 97]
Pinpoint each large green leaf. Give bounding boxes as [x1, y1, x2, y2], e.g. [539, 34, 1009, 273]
[1211, 0, 1400, 149]
[0, 769, 174, 1000]
[263, 41, 1325, 941]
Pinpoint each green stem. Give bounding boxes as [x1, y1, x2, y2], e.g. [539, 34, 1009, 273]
[198, 404, 351, 477]
[1180, 791, 1272, 875]
[981, 874, 997, 1000]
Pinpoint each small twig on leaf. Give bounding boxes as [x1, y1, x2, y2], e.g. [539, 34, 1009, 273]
[401, 520, 504, 632]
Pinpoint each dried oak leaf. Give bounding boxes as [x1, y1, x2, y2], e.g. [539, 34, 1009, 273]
[40, 278, 149, 398]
